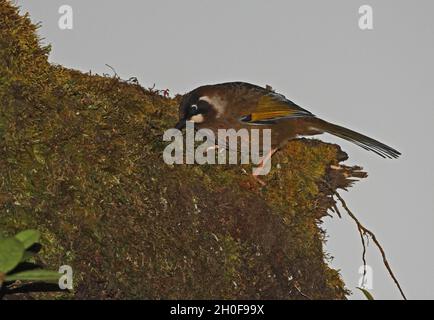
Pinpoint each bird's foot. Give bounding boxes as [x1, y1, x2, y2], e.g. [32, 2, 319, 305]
[252, 174, 267, 186]
[252, 165, 269, 186]
[250, 148, 278, 186]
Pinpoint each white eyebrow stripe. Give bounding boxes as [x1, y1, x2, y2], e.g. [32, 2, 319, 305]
[199, 95, 227, 118]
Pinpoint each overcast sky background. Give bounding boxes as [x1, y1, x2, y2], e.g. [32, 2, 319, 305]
[15, 0, 434, 299]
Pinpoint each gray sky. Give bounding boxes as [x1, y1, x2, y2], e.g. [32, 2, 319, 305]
[15, 0, 434, 299]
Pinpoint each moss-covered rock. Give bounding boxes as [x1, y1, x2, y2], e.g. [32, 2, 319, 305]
[0, 0, 364, 299]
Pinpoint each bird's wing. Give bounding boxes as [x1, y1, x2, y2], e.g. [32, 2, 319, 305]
[239, 93, 315, 124]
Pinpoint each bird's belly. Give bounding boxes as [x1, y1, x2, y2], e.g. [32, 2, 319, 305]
[195, 120, 298, 152]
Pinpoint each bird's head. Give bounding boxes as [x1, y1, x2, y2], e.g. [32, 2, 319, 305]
[175, 90, 221, 130]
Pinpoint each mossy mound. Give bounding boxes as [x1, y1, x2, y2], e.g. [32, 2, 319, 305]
[0, 0, 364, 299]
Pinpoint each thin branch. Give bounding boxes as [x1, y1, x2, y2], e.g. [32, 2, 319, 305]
[355, 223, 368, 286]
[332, 203, 342, 218]
[333, 190, 407, 300]
[293, 282, 312, 300]
[105, 64, 119, 79]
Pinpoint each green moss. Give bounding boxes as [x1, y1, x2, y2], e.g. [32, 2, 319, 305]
[0, 0, 365, 299]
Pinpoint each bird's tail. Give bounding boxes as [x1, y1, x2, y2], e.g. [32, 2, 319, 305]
[310, 118, 401, 159]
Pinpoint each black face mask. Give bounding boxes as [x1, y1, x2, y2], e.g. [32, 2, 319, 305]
[175, 118, 186, 130]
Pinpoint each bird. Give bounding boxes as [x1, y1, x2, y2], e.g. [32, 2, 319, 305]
[174, 82, 400, 181]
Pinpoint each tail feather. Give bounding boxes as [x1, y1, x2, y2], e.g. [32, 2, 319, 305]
[312, 119, 401, 159]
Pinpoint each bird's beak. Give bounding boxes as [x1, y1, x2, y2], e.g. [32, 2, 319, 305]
[175, 119, 186, 130]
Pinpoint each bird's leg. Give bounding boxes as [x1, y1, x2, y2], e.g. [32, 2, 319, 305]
[252, 148, 278, 185]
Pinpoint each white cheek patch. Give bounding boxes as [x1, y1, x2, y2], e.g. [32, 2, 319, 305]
[199, 95, 226, 118]
[190, 114, 205, 123]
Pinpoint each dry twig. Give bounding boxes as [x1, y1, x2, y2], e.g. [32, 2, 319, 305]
[333, 190, 407, 300]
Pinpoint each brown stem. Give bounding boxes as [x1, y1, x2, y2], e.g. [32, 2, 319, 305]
[333, 190, 407, 300]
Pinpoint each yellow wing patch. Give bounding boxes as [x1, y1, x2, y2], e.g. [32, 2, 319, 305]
[250, 111, 294, 121]
[248, 94, 313, 122]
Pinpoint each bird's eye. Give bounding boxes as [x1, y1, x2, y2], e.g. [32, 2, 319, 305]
[190, 104, 199, 115]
